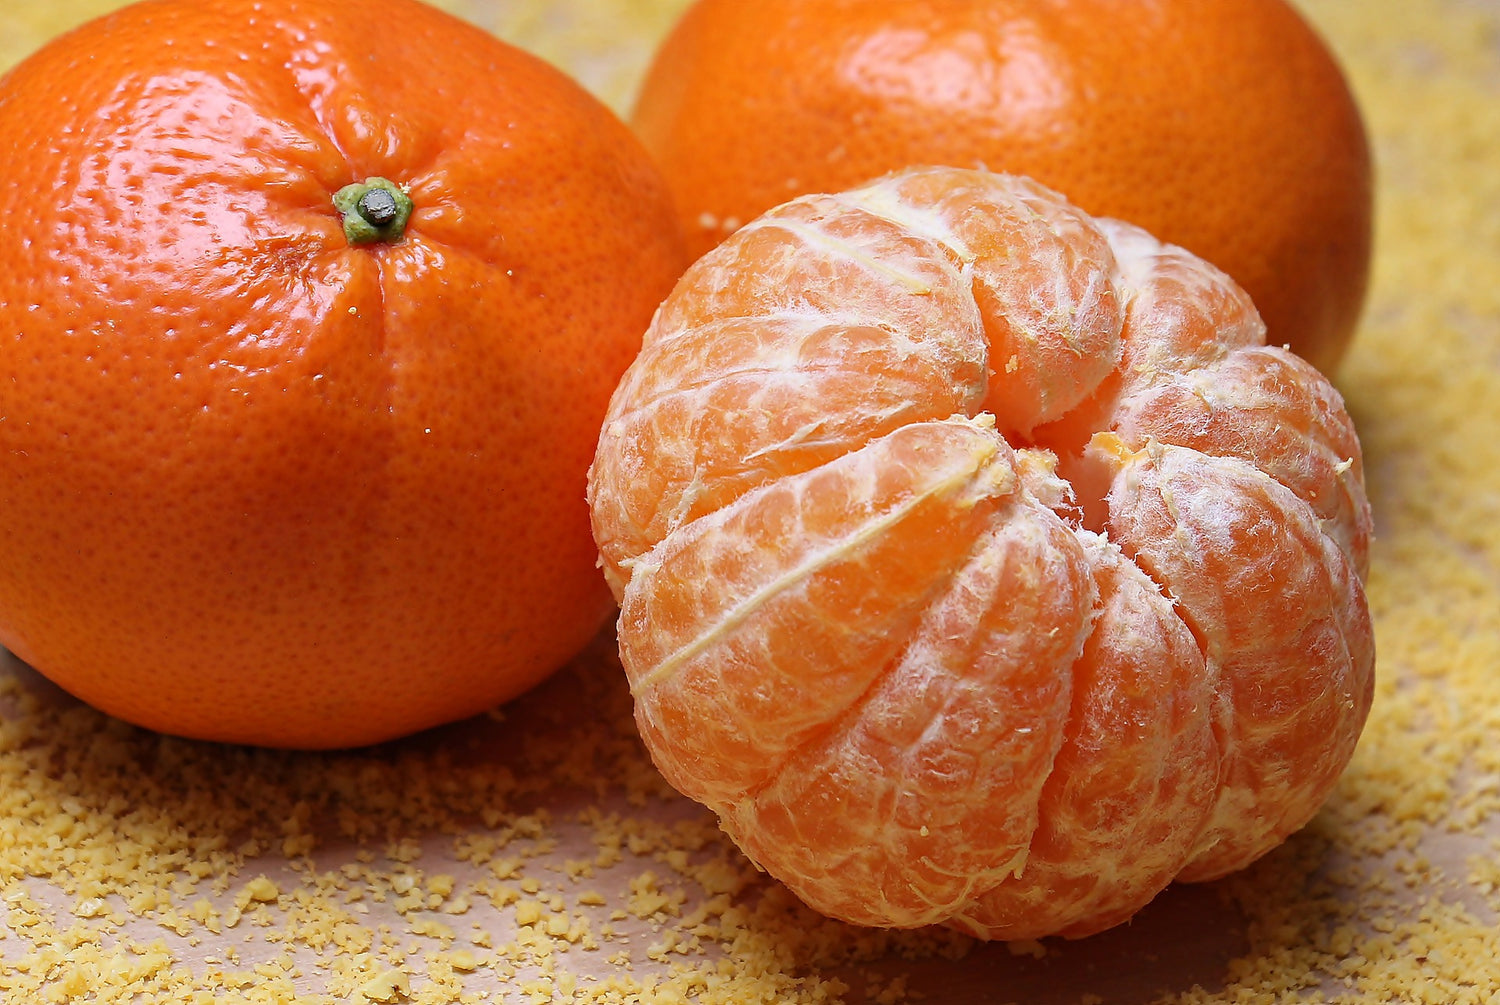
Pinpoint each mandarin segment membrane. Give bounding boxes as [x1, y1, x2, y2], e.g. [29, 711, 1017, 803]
[587, 166, 1374, 939]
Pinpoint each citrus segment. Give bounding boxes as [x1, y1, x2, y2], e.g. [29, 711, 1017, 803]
[652, 194, 977, 345]
[962, 535, 1218, 940]
[1098, 441, 1374, 880]
[1109, 348, 1372, 577]
[724, 491, 1095, 929]
[620, 417, 1022, 804]
[862, 170, 1126, 436]
[593, 290, 989, 593]
[1095, 218, 1271, 385]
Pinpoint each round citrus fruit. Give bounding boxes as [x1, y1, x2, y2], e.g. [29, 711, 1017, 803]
[0, 0, 686, 748]
[588, 166, 1374, 938]
[631, 0, 1372, 373]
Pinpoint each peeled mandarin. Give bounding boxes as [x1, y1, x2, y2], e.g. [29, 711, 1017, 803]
[588, 166, 1374, 938]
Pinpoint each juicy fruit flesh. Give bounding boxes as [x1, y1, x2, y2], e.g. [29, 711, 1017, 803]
[588, 167, 1374, 938]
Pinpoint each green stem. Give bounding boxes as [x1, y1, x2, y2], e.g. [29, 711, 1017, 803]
[333, 178, 414, 246]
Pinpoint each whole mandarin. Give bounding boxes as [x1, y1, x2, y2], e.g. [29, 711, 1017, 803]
[632, 0, 1372, 372]
[0, 0, 685, 747]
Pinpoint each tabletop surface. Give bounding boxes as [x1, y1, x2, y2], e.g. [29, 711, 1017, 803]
[2, 1, 1498, 1002]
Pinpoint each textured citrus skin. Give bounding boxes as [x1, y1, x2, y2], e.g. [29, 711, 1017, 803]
[588, 167, 1374, 938]
[0, 0, 685, 748]
[632, 0, 1372, 373]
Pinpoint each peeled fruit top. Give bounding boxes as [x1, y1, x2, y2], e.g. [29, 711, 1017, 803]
[587, 166, 1374, 939]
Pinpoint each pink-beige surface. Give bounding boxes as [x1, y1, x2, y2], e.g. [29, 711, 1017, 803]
[2, 1, 1498, 1002]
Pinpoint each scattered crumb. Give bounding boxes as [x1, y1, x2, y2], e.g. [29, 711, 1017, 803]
[1006, 939, 1047, 959]
[2, 0, 1499, 1003]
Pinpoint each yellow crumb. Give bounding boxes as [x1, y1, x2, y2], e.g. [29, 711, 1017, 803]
[357, 968, 411, 1002]
[242, 877, 279, 904]
[1006, 938, 1047, 959]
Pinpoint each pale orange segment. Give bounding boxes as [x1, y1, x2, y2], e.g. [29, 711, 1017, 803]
[619, 417, 1021, 805]
[961, 534, 1219, 940]
[592, 194, 990, 595]
[1097, 438, 1374, 881]
[587, 165, 1374, 938]
[1108, 348, 1371, 577]
[849, 170, 1126, 436]
[724, 475, 1096, 928]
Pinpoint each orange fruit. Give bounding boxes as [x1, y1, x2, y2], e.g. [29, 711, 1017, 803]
[631, 0, 1372, 373]
[588, 166, 1374, 938]
[0, 0, 685, 748]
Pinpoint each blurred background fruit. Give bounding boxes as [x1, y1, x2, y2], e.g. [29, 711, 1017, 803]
[632, 0, 1373, 373]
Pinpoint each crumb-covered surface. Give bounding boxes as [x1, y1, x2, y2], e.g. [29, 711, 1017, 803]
[2, 0, 1499, 1002]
